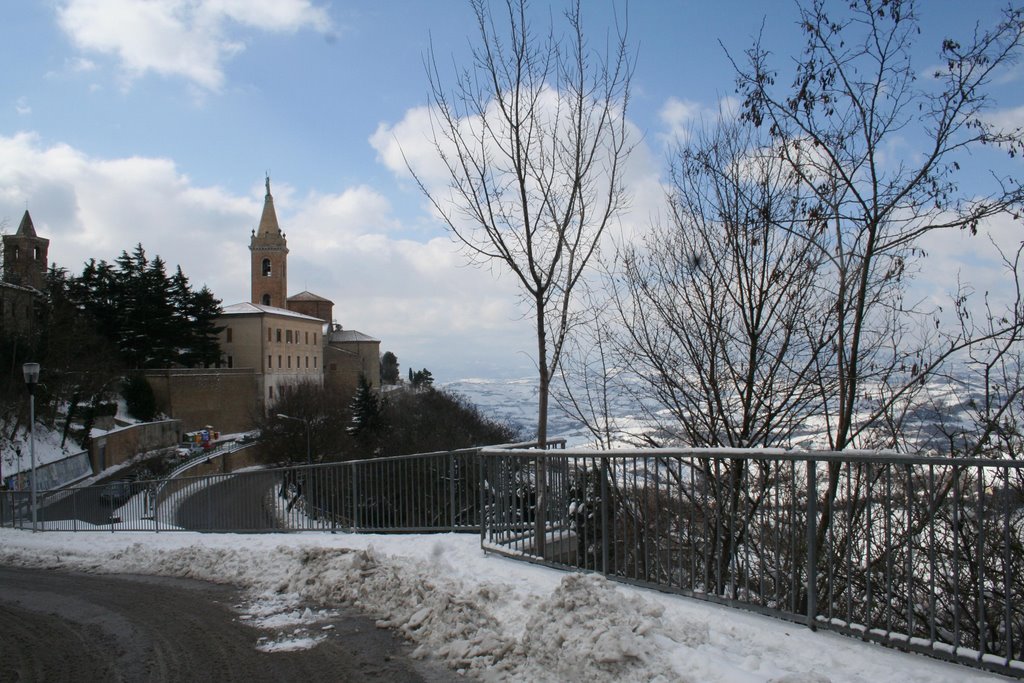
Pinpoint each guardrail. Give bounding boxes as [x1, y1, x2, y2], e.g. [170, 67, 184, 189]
[478, 446, 1024, 678]
[0, 439, 564, 534]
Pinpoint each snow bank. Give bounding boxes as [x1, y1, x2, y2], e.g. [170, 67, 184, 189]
[0, 530, 1001, 682]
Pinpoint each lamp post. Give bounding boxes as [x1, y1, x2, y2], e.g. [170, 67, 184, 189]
[276, 414, 311, 466]
[22, 362, 39, 532]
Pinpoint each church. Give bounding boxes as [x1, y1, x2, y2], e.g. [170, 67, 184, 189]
[147, 177, 381, 432]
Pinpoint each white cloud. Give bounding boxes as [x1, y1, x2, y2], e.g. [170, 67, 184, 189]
[56, 0, 331, 91]
[656, 95, 740, 148]
[14, 97, 31, 116]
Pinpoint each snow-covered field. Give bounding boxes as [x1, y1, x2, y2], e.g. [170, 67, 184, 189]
[0, 529, 1005, 682]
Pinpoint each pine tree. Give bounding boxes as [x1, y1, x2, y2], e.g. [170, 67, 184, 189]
[347, 374, 384, 438]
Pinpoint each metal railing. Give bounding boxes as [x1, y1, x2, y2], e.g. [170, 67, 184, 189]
[478, 446, 1024, 677]
[0, 440, 563, 534]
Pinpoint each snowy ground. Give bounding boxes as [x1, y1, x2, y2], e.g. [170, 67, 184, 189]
[0, 529, 1006, 682]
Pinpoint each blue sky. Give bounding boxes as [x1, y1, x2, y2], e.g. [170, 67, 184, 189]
[1, 1, 1021, 382]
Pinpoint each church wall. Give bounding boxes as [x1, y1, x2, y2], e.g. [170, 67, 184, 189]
[324, 340, 380, 400]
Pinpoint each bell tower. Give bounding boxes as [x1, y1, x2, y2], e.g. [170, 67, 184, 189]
[3, 210, 49, 291]
[249, 176, 288, 308]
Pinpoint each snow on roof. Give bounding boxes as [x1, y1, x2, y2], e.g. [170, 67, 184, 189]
[328, 328, 379, 343]
[219, 302, 325, 322]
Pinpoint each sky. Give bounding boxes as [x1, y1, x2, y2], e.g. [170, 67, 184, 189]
[1, 1, 1022, 382]
[0, 528, 1006, 681]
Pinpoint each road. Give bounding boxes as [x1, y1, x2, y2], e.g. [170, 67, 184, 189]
[173, 471, 281, 531]
[0, 566, 457, 682]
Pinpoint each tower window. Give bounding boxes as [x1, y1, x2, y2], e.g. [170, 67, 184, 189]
[262, 294, 271, 306]
[11, 246, 18, 261]
[262, 258, 272, 276]
[34, 247, 41, 260]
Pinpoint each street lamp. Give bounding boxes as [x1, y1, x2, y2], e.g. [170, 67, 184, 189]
[276, 413, 311, 466]
[22, 362, 39, 532]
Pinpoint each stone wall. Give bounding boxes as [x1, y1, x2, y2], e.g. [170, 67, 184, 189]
[90, 419, 182, 472]
[144, 368, 262, 433]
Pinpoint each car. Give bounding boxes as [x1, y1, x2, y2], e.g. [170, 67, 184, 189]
[98, 480, 133, 506]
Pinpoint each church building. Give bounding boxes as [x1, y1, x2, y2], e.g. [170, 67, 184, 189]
[212, 177, 380, 418]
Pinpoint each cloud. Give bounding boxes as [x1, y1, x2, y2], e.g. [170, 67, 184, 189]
[56, 0, 331, 91]
[14, 97, 31, 116]
[0, 132, 532, 380]
[656, 95, 740, 148]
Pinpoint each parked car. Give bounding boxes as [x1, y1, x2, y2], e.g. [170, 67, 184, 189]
[98, 480, 133, 506]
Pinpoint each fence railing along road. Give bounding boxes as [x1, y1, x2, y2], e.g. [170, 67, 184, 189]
[2, 442, 1020, 677]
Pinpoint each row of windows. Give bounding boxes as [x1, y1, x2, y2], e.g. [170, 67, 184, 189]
[267, 354, 318, 370]
[267, 328, 317, 345]
[221, 327, 318, 346]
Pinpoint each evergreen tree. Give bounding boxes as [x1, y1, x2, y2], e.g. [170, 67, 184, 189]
[347, 374, 385, 439]
[380, 351, 399, 384]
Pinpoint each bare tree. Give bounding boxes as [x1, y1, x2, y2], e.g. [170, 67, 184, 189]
[412, 0, 634, 448]
[735, 0, 1024, 452]
[732, 0, 1024, 563]
[614, 117, 830, 450]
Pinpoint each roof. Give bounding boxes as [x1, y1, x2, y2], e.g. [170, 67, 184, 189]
[328, 328, 380, 343]
[256, 177, 282, 237]
[288, 290, 334, 304]
[16, 210, 37, 237]
[219, 301, 325, 322]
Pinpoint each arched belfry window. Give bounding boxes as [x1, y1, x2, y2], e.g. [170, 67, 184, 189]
[11, 246, 19, 261]
[262, 294, 271, 306]
[262, 258, 272, 276]
[34, 247, 41, 260]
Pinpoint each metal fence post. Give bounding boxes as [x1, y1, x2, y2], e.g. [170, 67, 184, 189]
[350, 464, 359, 532]
[449, 451, 457, 531]
[601, 456, 609, 576]
[806, 458, 818, 631]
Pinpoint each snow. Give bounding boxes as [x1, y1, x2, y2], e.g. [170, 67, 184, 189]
[0, 529, 1004, 682]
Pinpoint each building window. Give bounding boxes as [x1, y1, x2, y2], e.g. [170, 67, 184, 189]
[287, 356, 291, 368]
[305, 356, 309, 369]
[262, 258, 272, 276]
[34, 247, 41, 260]
[269, 386, 274, 399]
[262, 294, 271, 306]
[11, 246, 18, 261]
[286, 329, 292, 343]
[276, 328, 282, 342]
[226, 327, 233, 343]
[267, 328, 272, 342]
[305, 331, 309, 344]
[268, 355, 272, 369]
[313, 332, 317, 345]
[278, 355, 282, 368]
[227, 355, 233, 368]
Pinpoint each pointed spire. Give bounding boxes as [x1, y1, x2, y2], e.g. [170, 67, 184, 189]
[256, 175, 282, 237]
[17, 210, 37, 237]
